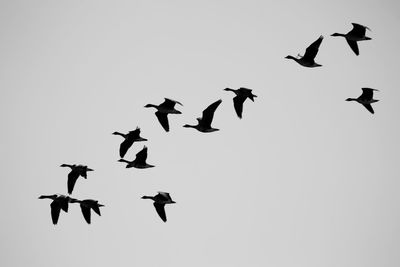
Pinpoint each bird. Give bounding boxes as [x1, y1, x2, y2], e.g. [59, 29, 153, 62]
[141, 192, 176, 222]
[144, 98, 183, 132]
[224, 87, 257, 118]
[112, 127, 148, 158]
[118, 145, 155, 169]
[38, 194, 73, 225]
[60, 164, 94, 194]
[285, 35, 324, 67]
[70, 198, 104, 224]
[331, 23, 371, 56]
[346, 88, 379, 114]
[183, 99, 222, 133]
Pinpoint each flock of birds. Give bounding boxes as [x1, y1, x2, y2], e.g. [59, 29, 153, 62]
[39, 22, 378, 225]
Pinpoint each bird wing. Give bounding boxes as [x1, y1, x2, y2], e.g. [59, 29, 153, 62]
[157, 192, 171, 201]
[58, 197, 69, 212]
[201, 99, 222, 127]
[135, 146, 148, 163]
[50, 201, 62, 225]
[346, 39, 359, 55]
[303, 35, 323, 61]
[350, 23, 369, 37]
[119, 138, 134, 158]
[155, 111, 170, 132]
[67, 170, 80, 194]
[92, 203, 102, 216]
[153, 203, 167, 222]
[160, 98, 183, 109]
[362, 103, 375, 114]
[233, 95, 246, 119]
[80, 204, 91, 224]
[360, 88, 377, 101]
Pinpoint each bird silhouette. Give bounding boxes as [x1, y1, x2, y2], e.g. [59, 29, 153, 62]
[141, 192, 176, 222]
[285, 35, 324, 67]
[346, 88, 379, 114]
[113, 127, 147, 158]
[183, 99, 222, 133]
[118, 145, 155, 169]
[38, 194, 73, 225]
[224, 87, 257, 118]
[70, 198, 104, 224]
[331, 23, 371, 56]
[60, 164, 94, 194]
[144, 98, 183, 132]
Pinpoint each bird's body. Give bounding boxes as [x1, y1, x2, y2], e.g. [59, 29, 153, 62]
[285, 35, 324, 67]
[183, 99, 222, 133]
[331, 23, 371, 56]
[39, 194, 73, 225]
[60, 164, 94, 194]
[141, 192, 176, 222]
[346, 88, 379, 114]
[224, 87, 257, 118]
[118, 146, 154, 169]
[145, 98, 183, 132]
[113, 127, 147, 158]
[70, 198, 104, 224]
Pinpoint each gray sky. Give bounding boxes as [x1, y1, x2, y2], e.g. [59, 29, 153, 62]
[1, 1, 400, 266]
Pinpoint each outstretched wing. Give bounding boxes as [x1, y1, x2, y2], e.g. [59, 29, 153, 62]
[119, 138, 134, 158]
[155, 111, 169, 132]
[233, 96, 246, 119]
[346, 39, 359, 55]
[303, 35, 323, 61]
[201, 99, 222, 127]
[350, 23, 370, 38]
[50, 201, 62, 225]
[80, 204, 91, 224]
[153, 203, 167, 222]
[362, 103, 375, 114]
[67, 170, 80, 194]
[135, 146, 148, 163]
[160, 98, 183, 109]
[360, 88, 377, 101]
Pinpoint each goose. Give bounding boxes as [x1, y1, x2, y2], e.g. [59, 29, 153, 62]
[118, 145, 155, 169]
[285, 35, 324, 67]
[60, 164, 94, 194]
[112, 127, 147, 158]
[224, 87, 257, 118]
[144, 98, 183, 132]
[141, 192, 176, 222]
[331, 23, 371, 56]
[346, 88, 379, 114]
[70, 198, 104, 224]
[183, 99, 222, 133]
[38, 194, 72, 225]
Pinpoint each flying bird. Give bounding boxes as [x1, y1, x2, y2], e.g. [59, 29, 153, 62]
[141, 192, 176, 222]
[331, 23, 371, 56]
[38, 194, 73, 225]
[118, 145, 155, 169]
[113, 127, 147, 158]
[183, 99, 222, 133]
[224, 87, 257, 118]
[60, 164, 94, 194]
[70, 198, 104, 224]
[144, 98, 183, 132]
[285, 35, 324, 67]
[346, 88, 379, 114]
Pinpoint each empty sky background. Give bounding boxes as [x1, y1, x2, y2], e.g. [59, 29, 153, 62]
[1, 1, 400, 266]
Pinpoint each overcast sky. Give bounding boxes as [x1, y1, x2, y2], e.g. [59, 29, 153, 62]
[1, 1, 400, 267]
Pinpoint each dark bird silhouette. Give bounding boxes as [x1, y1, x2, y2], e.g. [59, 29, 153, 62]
[38, 194, 73, 225]
[346, 88, 379, 114]
[331, 23, 371, 56]
[113, 127, 147, 158]
[144, 98, 183, 132]
[70, 198, 104, 224]
[183, 99, 222, 133]
[224, 87, 257, 118]
[141, 192, 176, 222]
[118, 145, 155, 169]
[285, 35, 324, 67]
[60, 164, 94, 194]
